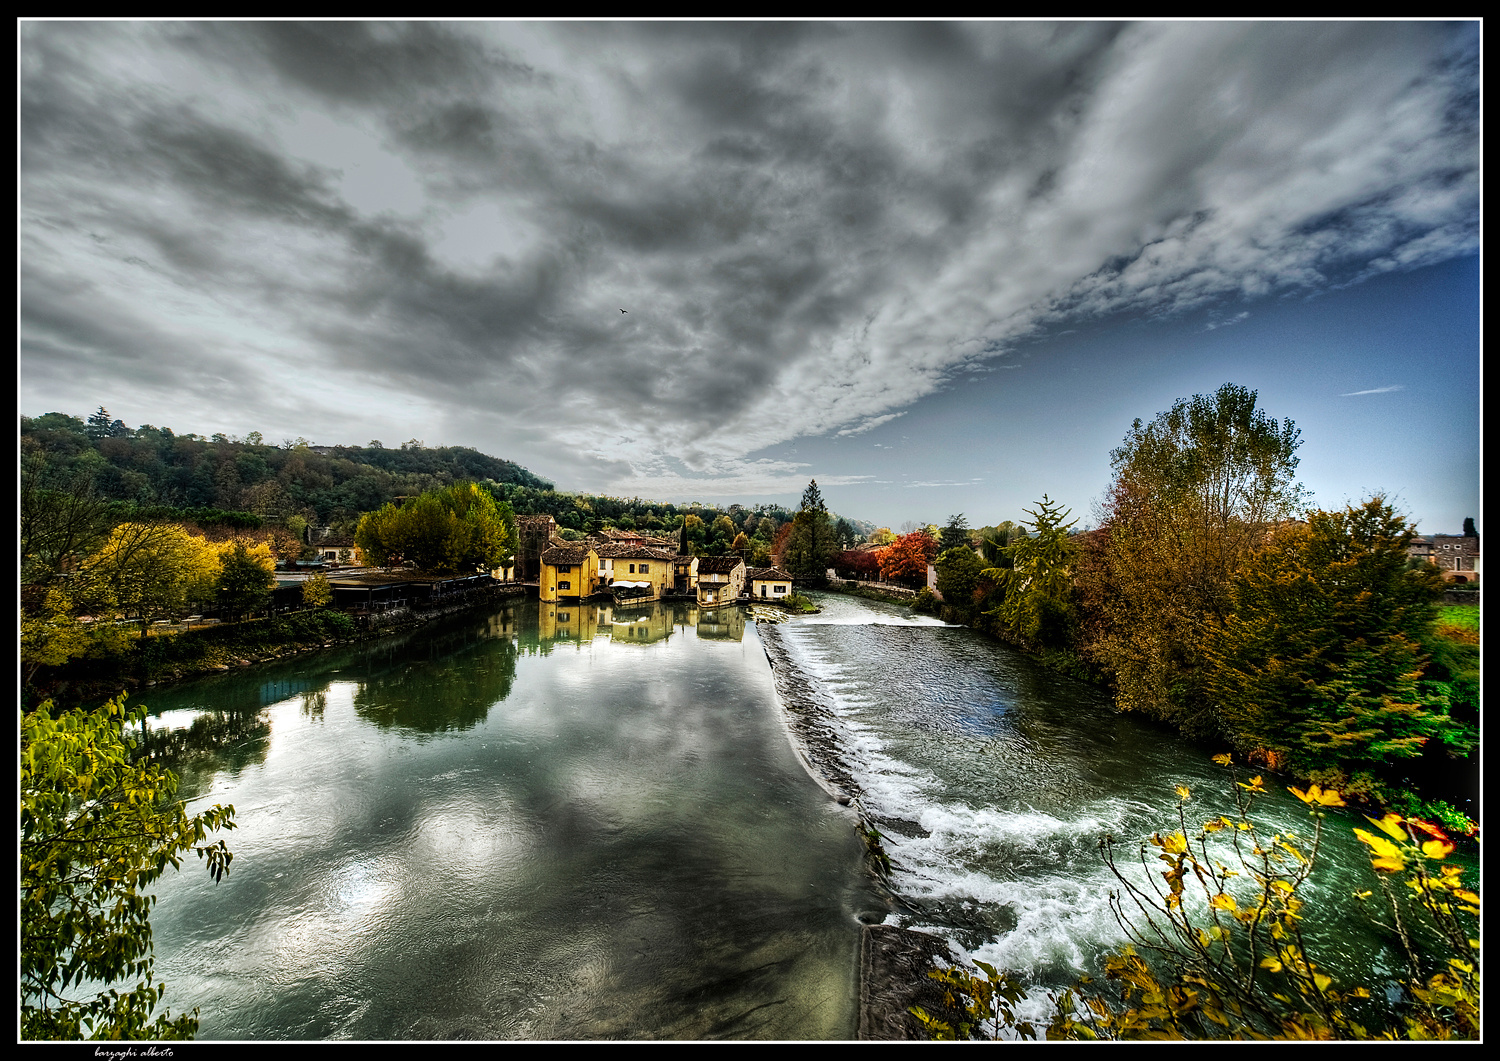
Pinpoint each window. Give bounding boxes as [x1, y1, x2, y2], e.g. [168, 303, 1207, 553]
[774, 584, 786, 594]
[559, 580, 571, 590]
[639, 564, 649, 574]
[558, 564, 572, 573]
[629, 564, 636, 573]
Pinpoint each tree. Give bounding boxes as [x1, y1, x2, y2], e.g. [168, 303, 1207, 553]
[21, 586, 133, 689]
[879, 531, 938, 586]
[1078, 384, 1304, 738]
[835, 548, 882, 581]
[940, 513, 971, 553]
[784, 509, 838, 577]
[711, 515, 738, 553]
[975, 522, 1019, 565]
[20, 459, 112, 585]
[85, 523, 221, 636]
[1207, 498, 1466, 797]
[988, 496, 1077, 649]
[22, 697, 235, 1039]
[934, 546, 991, 620]
[302, 572, 333, 609]
[215, 541, 276, 621]
[356, 482, 514, 574]
[784, 480, 837, 577]
[1461, 517, 1477, 542]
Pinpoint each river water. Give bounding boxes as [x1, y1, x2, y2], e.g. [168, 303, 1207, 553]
[136, 591, 1465, 1039]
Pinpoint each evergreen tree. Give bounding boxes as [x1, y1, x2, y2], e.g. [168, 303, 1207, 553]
[1207, 498, 1467, 796]
[940, 513, 971, 552]
[786, 480, 836, 577]
[988, 496, 1077, 649]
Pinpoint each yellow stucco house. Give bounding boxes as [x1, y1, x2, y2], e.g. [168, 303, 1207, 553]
[539, 543, 599, 603]
[595, 543, 677, 602]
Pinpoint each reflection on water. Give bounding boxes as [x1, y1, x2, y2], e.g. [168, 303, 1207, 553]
[136, 599, 874, 1040]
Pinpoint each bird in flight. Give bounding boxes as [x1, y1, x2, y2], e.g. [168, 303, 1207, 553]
[620, 308, 628, 314]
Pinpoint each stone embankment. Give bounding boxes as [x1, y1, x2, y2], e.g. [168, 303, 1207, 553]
[757, 623, 961, 1041]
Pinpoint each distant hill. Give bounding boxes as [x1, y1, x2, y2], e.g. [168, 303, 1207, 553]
[21, 410, 552, 527]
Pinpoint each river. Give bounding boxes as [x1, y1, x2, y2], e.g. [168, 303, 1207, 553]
[135, 591, 1460, 1039]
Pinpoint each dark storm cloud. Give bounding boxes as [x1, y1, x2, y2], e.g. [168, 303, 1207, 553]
[20, 21, 1479, 498]
[193, 20, 513, 105]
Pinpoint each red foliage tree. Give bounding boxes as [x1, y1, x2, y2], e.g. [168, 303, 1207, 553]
[834, 548, 882, 580]
[771, 521, 795, 567]
[879, 532, 938, 586]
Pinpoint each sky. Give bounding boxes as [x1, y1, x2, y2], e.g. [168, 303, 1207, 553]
[19, 21, 1481, 535]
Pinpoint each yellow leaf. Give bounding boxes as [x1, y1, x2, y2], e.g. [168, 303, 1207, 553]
[1155, 831, 1189, 855]
[1421, 839, 1456, 860]
[1365, 813, 1408, 841]
[1353, 828, 1403, 862]
[1176, 785, 1191, 801]
[1212, 753, 1232, 766]
[1260, 957, 1283, 972]
[1289, 783, 1346, 807]
[1209, 893, 1238, 912]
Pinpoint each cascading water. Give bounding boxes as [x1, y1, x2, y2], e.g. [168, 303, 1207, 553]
[766, 591, 1470, 1033]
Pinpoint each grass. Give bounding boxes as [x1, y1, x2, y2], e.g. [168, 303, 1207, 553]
[1437, 603, 1479, 632]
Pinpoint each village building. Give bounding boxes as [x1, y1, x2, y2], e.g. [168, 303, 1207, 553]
[671, 554, 700, 597]
[326, 571, 494, 617]
[593, 543, 677, 602]
[311, 535, 361, 567]
[539, 543, 598, 603]
[746, 565, 794, 600]
[1408, 533, 1480, 584]
[516, 515, 559, 582]
[1428, 534, 1481, 583]
[587, 527, 675, 550]
[695, 555, 746, 608]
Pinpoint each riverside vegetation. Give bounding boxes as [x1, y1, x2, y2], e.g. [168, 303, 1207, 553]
[891, 386, 1478, 836]
[910, 766, 1478, 1040]
[824, 384, 1478, 1041]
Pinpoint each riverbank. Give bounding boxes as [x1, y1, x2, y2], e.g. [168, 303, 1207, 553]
[27, 583, 530, 710]
[757, 621, 961, 1041]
